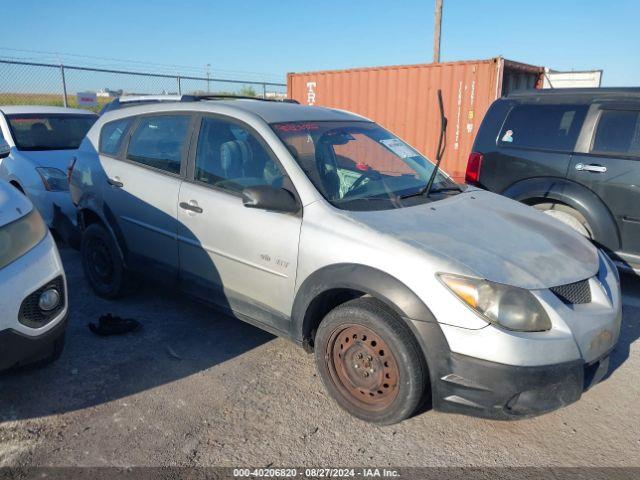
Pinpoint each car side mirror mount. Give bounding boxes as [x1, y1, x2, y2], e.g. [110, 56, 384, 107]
[0, 140, 10, 159]
[242, 185, 299, 213]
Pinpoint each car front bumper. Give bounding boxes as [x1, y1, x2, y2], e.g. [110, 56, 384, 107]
[29, 190, 79, 245]
[0, 314, 67, 371]
[410, 319, 614, 420]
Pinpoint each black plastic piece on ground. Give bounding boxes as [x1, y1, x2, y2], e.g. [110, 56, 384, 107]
[88, 314, 142, 337]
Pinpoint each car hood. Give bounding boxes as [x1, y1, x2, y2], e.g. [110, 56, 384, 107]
[344, 190, 598, 290]
[0, 180, 33, 226]
[14, 148, 78, 170]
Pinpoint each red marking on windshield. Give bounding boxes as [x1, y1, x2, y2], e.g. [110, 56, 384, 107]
[275, 123, 319, 132]
[10, 118, 39, 123]
[355, 162, 370, 171]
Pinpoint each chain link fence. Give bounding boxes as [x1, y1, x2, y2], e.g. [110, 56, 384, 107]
[0, 59, 287, 113]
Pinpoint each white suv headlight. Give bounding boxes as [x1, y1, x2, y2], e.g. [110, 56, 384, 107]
[438, 273, 552, 332]
[0, 209, 47, 269]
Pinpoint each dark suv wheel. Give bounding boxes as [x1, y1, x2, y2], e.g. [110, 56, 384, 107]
[81, 223, 134, 299]
[314, 297, 427, 425]
[533, 202, 592, 238]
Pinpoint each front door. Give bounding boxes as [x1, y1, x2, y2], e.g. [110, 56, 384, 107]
[569, 107, 640, 261]
[100, 113, 193, 278]
[177, 115, 302, 332]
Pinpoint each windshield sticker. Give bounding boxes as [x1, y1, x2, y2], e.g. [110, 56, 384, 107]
[274, 123, 319, 132]
[380, 138, 416, 158]
[502, 130, 514, 143]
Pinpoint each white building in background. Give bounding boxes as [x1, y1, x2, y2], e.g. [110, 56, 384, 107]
[96, 88, 122, 98]
[543, 69, 603, 88]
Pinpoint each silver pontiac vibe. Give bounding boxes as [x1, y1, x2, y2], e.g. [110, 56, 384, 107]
[70, 97, 622, 424]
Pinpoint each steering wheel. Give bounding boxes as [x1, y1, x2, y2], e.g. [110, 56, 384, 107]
[343, 169, 381, 198]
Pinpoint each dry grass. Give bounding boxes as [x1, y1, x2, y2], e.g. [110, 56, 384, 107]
[0, 93, 111, 112]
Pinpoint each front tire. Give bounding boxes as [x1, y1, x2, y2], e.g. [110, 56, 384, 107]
[81, 223, 133, 299]
[314, 297, 427, 425]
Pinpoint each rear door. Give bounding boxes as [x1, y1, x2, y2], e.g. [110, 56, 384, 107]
[569, 106, 640, 259]
[483, 103, 588, 193]
[99, 113, 194, 279]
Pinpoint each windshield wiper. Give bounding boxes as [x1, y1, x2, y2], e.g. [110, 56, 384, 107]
[399, 184, 461, 200]
[423, 89, 448, 198]
[429, 185, 462, 194]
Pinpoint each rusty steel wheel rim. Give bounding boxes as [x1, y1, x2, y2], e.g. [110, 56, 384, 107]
[325, 324, 400, 411]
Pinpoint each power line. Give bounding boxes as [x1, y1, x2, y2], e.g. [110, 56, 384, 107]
[0, 47, 284, 82]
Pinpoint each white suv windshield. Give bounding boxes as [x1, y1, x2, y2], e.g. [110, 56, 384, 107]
[272, 121, 456, 210]
[7, 113, 97, 151]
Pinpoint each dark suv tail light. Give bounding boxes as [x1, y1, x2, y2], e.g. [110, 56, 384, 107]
[465, 152, 483, 184]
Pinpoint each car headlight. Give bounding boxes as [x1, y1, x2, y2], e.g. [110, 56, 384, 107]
[36, 167, 69, 191]
[438, 273, 552, 332]
[0, 208, 47, 269]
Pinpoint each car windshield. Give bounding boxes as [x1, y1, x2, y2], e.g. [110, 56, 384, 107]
[272, 121, 458, 210]
[6, 113, 97, 151]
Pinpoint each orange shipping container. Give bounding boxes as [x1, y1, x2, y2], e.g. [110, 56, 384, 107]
[287, 57, 544, 181]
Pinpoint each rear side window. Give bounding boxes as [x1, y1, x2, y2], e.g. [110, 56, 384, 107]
[126, 115, 190, 174]
[498, 104, 587, 152]
[99, 117, 132, 156]
[591, 110, 640, 157]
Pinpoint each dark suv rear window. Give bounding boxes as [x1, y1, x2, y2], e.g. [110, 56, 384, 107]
[591, 109, 640, 157]
[498, 104, 587, 152]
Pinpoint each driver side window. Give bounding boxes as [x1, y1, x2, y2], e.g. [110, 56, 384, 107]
[195, 117, 284, 193]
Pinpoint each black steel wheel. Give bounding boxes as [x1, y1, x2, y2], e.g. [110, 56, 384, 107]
[315, 297, 428, 425]
[81, 223, 134, 299]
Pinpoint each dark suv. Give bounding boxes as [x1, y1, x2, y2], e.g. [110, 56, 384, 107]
[468, 88, 640, 274]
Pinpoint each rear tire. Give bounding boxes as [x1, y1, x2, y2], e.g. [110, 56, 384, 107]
[314, 297, 427, 425]
[81, 223, 134, 299]
[533, 202, 592, 238]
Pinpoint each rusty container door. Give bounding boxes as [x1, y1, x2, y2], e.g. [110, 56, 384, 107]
[287, 58, 504, 181]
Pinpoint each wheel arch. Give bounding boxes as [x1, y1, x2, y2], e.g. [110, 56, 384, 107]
[291, 264, 437, 350]
[502, 177, 621, 250]
[77, 200, 127, 265]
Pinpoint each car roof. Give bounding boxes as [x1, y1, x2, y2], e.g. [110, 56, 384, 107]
[116, 95, 185, 103]
[0, 105, 97, 115]
[505, 87, 640, 104]
[100, 98, 369, 124]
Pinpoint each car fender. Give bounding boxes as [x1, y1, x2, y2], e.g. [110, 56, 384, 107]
[76, 196, 127, 264]
[502, 177, 620, 250]
[291, 263, 438, 340]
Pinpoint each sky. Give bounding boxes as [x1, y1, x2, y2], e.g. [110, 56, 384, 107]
[2, 0, 639, 87]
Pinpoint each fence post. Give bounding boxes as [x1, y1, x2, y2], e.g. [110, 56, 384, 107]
[60, 64, 68, 107]
[262, 83, 266, 99]
[177, 75, 182, 95]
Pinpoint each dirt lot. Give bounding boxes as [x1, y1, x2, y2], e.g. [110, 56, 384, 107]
[1, 243, 639, 468]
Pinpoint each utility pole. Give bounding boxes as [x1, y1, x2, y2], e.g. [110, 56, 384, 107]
[433, 0, 443, 63]
[206, 63, 211, 93]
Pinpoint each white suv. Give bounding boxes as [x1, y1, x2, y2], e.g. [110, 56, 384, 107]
[0, 105, 97, 244]
[70, 98, 621, 424]
[0, 151, 68, 371]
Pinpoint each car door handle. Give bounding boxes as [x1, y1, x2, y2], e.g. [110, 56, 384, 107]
[179, 201, 203, 214]
[575, 163, 607, 173]
[107, 177, 124, 187]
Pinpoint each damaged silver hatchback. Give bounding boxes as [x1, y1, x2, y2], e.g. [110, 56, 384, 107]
[70, 95, 622, 425]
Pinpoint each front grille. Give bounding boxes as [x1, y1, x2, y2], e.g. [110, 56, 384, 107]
[18, 276, 65, 328]
[550, 279, 591, 305]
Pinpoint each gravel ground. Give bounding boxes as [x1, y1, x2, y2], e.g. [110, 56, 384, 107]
[1, 243, 639, 468]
